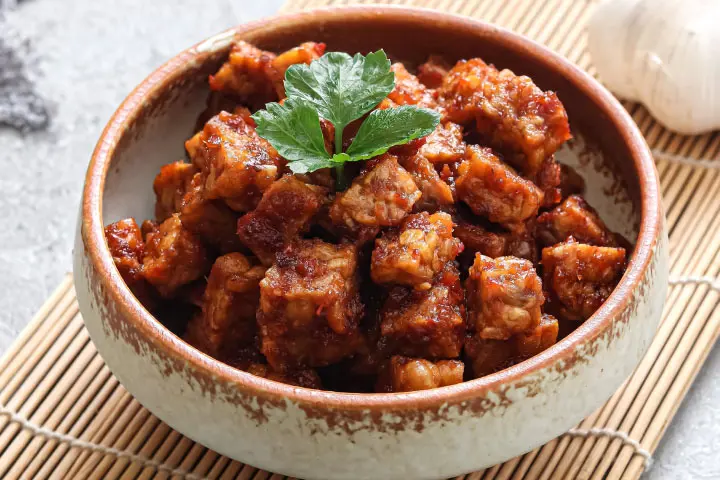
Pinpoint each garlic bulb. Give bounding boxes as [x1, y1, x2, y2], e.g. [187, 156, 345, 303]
[587, 0, 720, 135]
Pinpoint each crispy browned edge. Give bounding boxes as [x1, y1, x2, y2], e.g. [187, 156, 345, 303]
[80, 5, 661, 411]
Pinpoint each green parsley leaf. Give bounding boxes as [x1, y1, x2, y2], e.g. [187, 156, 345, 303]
[345, 106, 441, 161]
[251, 100, 335, 174]
[284, 50, 394, 147]
[251, 50, 440, 188]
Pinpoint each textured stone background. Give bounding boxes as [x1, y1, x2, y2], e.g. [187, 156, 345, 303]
[0, 1, 716, 478]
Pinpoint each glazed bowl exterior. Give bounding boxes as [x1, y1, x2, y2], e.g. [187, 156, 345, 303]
[73, 6, 668, 480]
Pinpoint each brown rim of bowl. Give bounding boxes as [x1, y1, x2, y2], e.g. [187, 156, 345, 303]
[82, 5, 660, 411]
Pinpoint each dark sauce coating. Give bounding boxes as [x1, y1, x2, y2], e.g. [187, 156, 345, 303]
[439, 58, 571, 177]
[103, 41, 627, 392]
[379, 263, 466, 359]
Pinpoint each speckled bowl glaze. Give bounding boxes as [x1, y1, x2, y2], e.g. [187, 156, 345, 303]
[73, 6, 668, 480]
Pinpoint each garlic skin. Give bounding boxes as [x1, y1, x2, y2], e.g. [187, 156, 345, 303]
[588, 0, 720, 135]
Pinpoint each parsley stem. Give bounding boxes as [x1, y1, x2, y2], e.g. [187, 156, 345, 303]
[334, 126, 346, 190]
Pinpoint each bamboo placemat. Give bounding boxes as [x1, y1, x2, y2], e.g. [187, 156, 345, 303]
[1, 0, 720, 478]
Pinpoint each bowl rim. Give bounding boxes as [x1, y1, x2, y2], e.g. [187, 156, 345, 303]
[81, 4, 661, 411]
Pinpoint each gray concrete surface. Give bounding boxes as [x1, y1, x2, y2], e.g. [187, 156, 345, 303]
[0, 1, 716, 478]
[0, 0, 282, 348]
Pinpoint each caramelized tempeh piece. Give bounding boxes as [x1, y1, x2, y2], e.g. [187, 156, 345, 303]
[105, 218, 145, 286]
[537, 195, 617, 247]
[418, 122, 466, 165]
[179, 173, 244, 254]
[454, 220, 536, 262]
[439, 58, 571, 176]
[454, 221, 507, 258]
[371, 212, 462, 289]
[417, 55, 451, 89]
[379, 264, 466, 359]
[153, 162, 197, 222]
[140, 220, 157, 241]
[465, 313, 559, 378]
[350, 326, 393, 378]
[329, 155, 421, 239]
[377, 356, 464, 392]
[142, 214, 210, 297]
[185, 111, 281, 212]
[184, 253, 266, 358]
[466, 254, 544, 340]
[268, 42, 326, 97]
[208, 41, 278, 104]
[246, 363, 322, 389]
[209, 40, 326, 103]
[515, 313, 559, 359]
[464, 336, 514, 378]
[257, 240, 364, 370]
[542, 238, 626, 321]
[398, 153, 454, 211]
[533, 156, 562, 207]
[456, 146, 543, 225]
[104, 218, 157, 307]
[237, 175, 327, 265]
[388, 63, 439, 110]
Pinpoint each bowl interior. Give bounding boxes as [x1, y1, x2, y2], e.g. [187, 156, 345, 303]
[98, 10, 645, 395]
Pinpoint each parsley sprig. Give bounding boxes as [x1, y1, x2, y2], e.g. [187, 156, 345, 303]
[251, 50, 440, 189]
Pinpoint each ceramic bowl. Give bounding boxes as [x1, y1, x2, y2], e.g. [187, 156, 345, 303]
[73, 6, 668, 480]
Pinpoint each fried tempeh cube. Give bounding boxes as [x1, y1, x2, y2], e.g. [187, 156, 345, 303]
[465, 313, 559, 378]
[454, 220, 536, 262]
[142, 214, 210, 297]
[237, 175, 327, 265]
[269, 42, 326, 97]
[179, 173, 244, 254]
[376, 356, 464, 392]
[350, 330, 393, 378]
[184, 253, 266, 359]
[466, 254, 544, 340]
[418, 122, 466, 165]
[246, 363, 322, 389]
[388, 63, 439, 110]
[454, 221, 507, 258]
[257, 240, 364, 370]
[398, 153, 455, 211]
[515, 313, 559, 359]
[379, 264, 466, 359]
[210, 341, 264, 372]
[464, 336, 515, 378]
[105, 218, 145, 287]
[533, 156, 562, 207]
[542, 238, 626, 321]
[417, 55, 451, 89]
[104, 218, 157, 308]
[439, 58, 571, 176]
[153, 162, 197, 222]
[185, 111, 281, 212]
[329, 155, 421, 239]
[536, 194, 617, 247]
[371, 212, 463, 289]
[456, 146, 543, 225]
[209, 41, 326, 103]
[140, 219, 157, 241]
[208, 41, 278, 104]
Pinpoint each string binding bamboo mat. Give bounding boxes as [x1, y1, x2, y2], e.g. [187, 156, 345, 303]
[1, 0, 720, 478]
